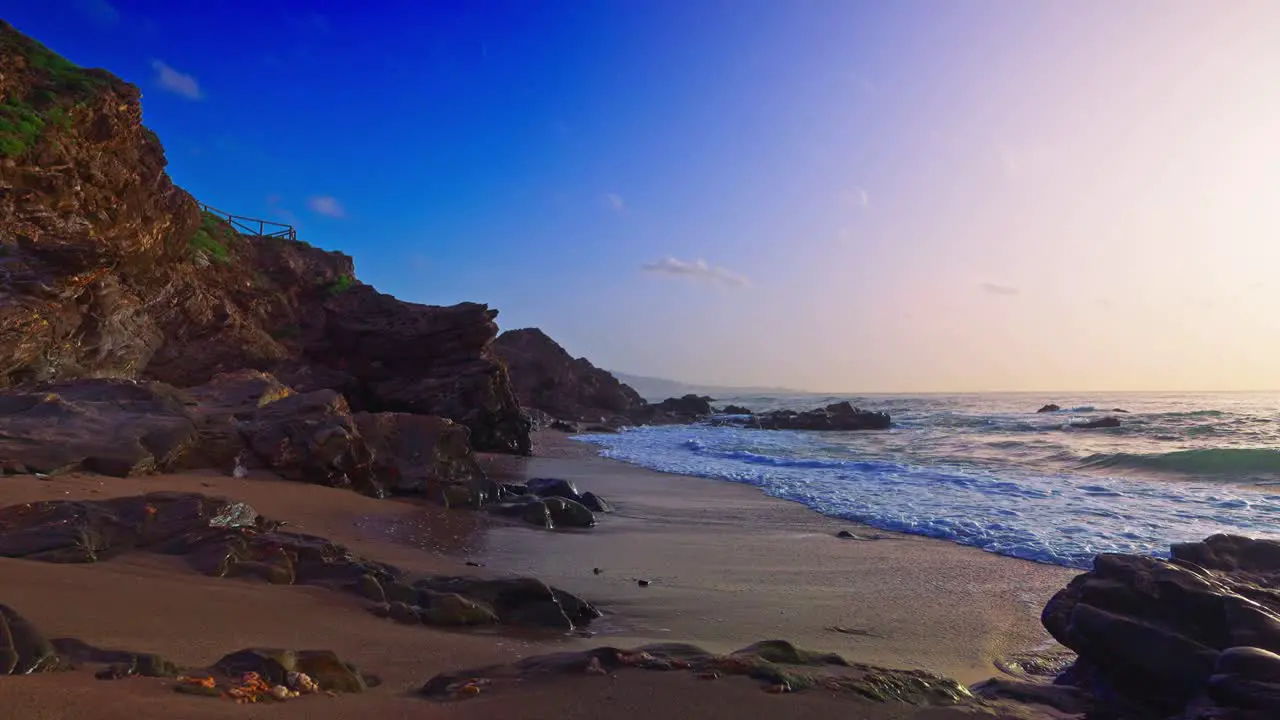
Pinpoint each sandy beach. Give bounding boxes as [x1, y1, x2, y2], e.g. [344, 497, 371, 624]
[0, 431, 1078, 718]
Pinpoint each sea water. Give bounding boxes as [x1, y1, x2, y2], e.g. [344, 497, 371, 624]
[574, 392, 1280, 568]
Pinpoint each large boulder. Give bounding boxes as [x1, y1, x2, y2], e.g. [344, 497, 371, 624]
[241, 389, 381, 496]
[0, 379, 198, 476]
[0, 603, 59, 674]
[1042, 534, 1280, 716]
[492, 327, 646, 425]
[353, 411, 496, 502]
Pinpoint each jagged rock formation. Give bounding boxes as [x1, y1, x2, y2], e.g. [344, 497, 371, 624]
[0, 374, 496, 504]
[492, 328, 646, 425]
[1043, 534, 1280, 718]
[0, 22, 526, 453]
[740, 401, 891, 431]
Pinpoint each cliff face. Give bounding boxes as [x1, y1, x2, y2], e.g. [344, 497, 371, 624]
[492, 328, 646, 424]
[0, 22, 527, 454]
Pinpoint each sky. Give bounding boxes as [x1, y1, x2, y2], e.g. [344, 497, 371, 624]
[6, 0, 1280, 393]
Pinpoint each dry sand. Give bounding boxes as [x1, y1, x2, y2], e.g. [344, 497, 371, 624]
[0, 431, 1080, 718]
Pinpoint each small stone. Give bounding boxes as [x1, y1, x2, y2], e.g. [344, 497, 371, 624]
[836, 530, 858, 539]
[765, 682, 792, 694]
[696, 671, 720, 680]
[593, 567, 602, 575]
[637, 579, 651, 587]
[387, 601, 420, 625]
[465, 561, 483, 567]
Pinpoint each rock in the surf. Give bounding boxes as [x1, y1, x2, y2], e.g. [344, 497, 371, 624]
[1036, 404, 1061, 413]
[1069, 416, 1120, 429]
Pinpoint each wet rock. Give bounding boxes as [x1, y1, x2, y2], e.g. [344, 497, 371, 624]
[543, 497, 596, 528]
[719, 405, 753, 415]
[582, 424, 618, 433]
[387, 601, 421, 625]
[421, 640, 972, 705]
[414, 576, 600, 630]
[0, 604, 59, 674]
[1070, 416, 1121, 429]
[748, 401, 890, 431]
[650, 394, 714, 419]
[549, 419, 579, 432]
[518, 499, 554, 528]
[1036, 404, 1061, 413]
[580, 492, 612, 513]
[0, 380, 198, 477]
[526, 477, 581, 500]
[836, 530, 858, 539]
[971, 677, 1092, 714]
[0, 493, 600, 633]
[419, 591, 499, 626]
[52, 638, 177, 678]
[214, 648, 368, 693]
[1043, 534, 1280, 716]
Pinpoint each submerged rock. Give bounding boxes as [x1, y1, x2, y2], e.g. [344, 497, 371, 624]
[1036, 404, 1061, 413]
[1069, 416, 1120, 429]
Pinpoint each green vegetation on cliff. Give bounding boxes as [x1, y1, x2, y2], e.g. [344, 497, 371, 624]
[189, 211, 235, 263]
[0, 21, 113, 157]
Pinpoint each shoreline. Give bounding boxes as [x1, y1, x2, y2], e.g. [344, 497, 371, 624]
[0, 430, 1078, 717]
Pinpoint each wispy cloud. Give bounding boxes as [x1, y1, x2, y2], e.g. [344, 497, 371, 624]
[308, 196, 345, 218]
[641, 256, 750, 289]
[605, 193, 625, 212]
[839, 187, 870, 210]
[151, 60, 202, 100]
[76, 0, 120, 25]
[980, 282, 1020, 297]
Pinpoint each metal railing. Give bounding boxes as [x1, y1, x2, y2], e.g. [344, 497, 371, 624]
[199, 203, 297, 242]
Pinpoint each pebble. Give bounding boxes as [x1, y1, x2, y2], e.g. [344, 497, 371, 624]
[637, 579, 651, 587]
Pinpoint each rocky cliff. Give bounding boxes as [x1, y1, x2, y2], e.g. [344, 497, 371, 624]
[0, 21, 527, 454]
[492, 328, 646, 425]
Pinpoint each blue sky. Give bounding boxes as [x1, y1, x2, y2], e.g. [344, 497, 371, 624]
[8, 1, 1280, 392]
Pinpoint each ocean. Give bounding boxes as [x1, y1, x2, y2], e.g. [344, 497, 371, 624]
[575, 392, 1280, 569]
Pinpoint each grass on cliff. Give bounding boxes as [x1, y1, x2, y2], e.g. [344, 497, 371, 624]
[325, 274, 355, 295]
[0, 24, 113, 157]
[190, 211, 234, 263]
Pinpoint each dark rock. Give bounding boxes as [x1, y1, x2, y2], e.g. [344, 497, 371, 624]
[526, 477, 581, 500]
[582, 424, 618, 433]
[1042, 535, 1280, 716]
[1070, 416, 1121, 429]
[241, 389, 381, 495]
[414, 576, 600, 630]
[651, 394, 714, 419]
[214, 648, 368, 693]
[0, 380, 198, 477]
[418, 591, 499, 626]
[52, 638, 177, 678]
[387, 601, 421, 625]
[0, 604, 59, 674]
[719, 405, 753, 415]
[0, 493, 599, 633]
[492, 328, 648, 424]
[421, 640, 972, 705]
[747, 401, 890, 431]
[543, 497, 596, 528]
[638, 579, 651, 587]
[353, 411, 495, 503]
[517, 499, 554, 528]
[549, 419, 578, 433]
[1036, 404, 1061, 413]
[1111, 408, 1131, 413]
[579, 491, 612, 513]
[836, 530, 857, 539]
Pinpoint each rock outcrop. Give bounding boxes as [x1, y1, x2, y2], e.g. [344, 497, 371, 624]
[0, 22, 526, 454]
[0, 492, 600, 630]
[0, 375, 492, 505]
[492, 328, 646, 426]
[1036, 404, 1061, 413]
[1043, 534, 1280, 717]
[742, 401, 891, 431]
[1069, 416, 1120, 429]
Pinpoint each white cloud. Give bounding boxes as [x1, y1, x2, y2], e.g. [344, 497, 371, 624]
[308, 196, 345, 218]
[151, 60, 202, 100]
[606, 193, 625, 212]
[641, 256, 750, 288]
[839, 187, 869, 210]
[980, 282, 1020, 297]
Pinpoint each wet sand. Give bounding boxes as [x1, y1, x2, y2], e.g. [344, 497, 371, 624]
[0, 432, 1079, 718]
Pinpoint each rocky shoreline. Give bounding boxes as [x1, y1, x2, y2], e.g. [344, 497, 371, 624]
[2, 19, 1278, 720]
